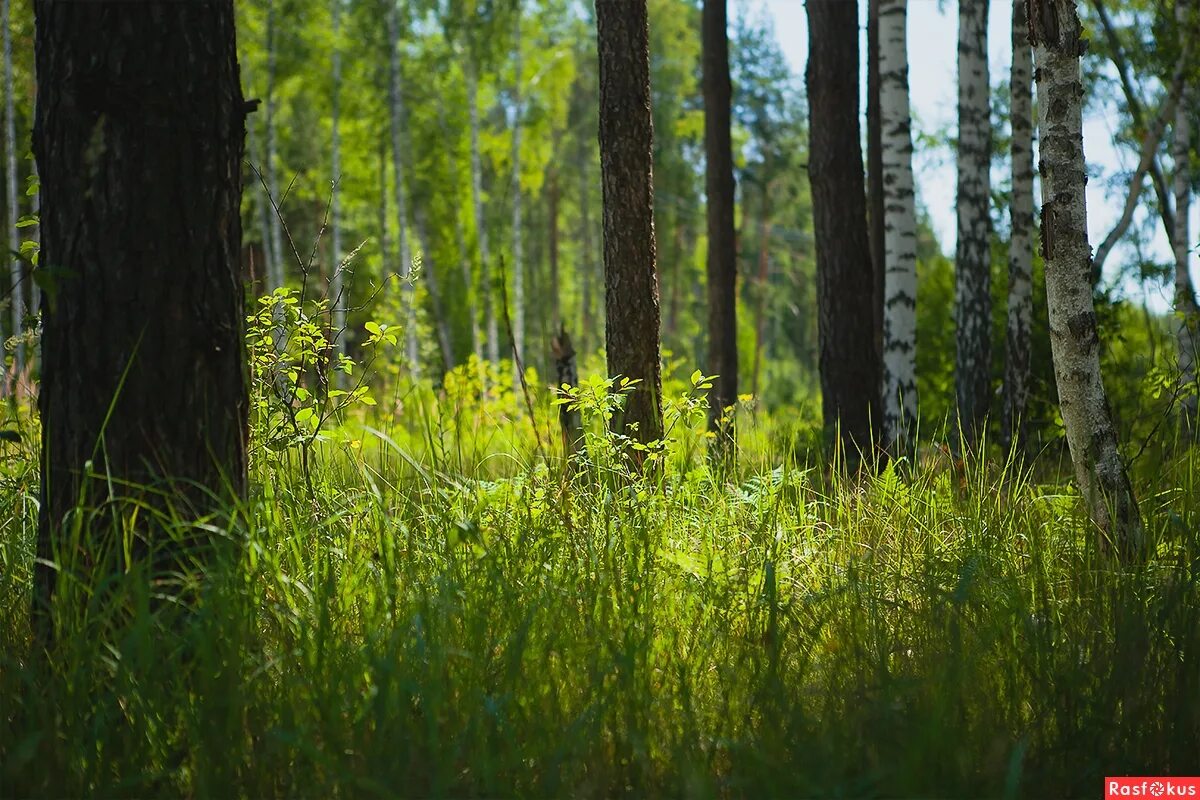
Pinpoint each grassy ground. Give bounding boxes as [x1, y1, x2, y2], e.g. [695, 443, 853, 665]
[1, 384, 1198, 798]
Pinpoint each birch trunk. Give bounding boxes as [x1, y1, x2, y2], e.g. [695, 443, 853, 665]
[329, 0, 346, 389]
[1174, 0, 1199, 433]
[387, 3, 420, 380]
[880, 0, 918, 453]
[954, 0, 993, 443]
[1031, 0, 1143, 557]
[510, 6, 524, 388]
[437, 96, 481, 366]
[468, 63, 499, 366]
[4, 0, 23, 386]
[1004, 0, 1035, 454]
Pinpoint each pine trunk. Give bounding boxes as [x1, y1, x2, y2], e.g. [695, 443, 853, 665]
[33, 0, 249, 612]
[387, 4, 420, 380]
[955, 0, 993, 443]
[806, 0, 881, 464]
[703, 0, 738, 454]
[880, 0, 918, 454]
[596, 0, 665, 453]
[1005, 0, 1035, 453]
[1031, 0, 1143, 557]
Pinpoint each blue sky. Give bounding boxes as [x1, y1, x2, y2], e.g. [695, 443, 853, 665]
[754, 0, 1199, 312]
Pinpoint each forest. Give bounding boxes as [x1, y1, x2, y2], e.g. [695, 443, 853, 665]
[1, 0, 1199, 796]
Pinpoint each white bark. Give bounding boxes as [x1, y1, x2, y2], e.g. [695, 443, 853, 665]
[4, 0, 23, 381]
[330, 0, 346, 389]
[1005, 0, 1035, 453]
[387, 2, 421, 380]
[1031, 0, 1142, 556]
[954, 0, 992, 440]
[1174, 0, 1199, 431]
[468, 63, 499, 366]
[879, 0, 918, 453]
[510, 5, 524, 389]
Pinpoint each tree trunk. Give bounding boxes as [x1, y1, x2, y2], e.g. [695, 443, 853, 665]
[578, 131, 595, 358]
[510, 6, 524, 388]
[1031, 0, 1143, 557]
[866, 0, 886, 374]
[548, 162, 561, 333]
[437, 96, 481, 366]
[703, 0, 738, 455]
[415, 212, 454, 375]
[387, 3, 420, 380]
[3, 0, 22, 391]
[880, 0, 918, 454]
[245, 61, 273, 300]
[955, 0, 992, 444]
[265, 0, 284, 291]
[1174, 0, 1199, 434]
[596, 0, 664, 454]
[806, 0, 881, 464]
[33, 0, 249, 614]
[1004, 0, 1035, 455]
[750, 181, 771, 399]
[468, 63, 499, 367]
[330, 0, 346, 389]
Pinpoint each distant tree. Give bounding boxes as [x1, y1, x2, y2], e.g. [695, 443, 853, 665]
[595, 0, 664, 456]
[34, 0, 249, 614]
[3, 0, 21, 390]
[1004, 0, 1034, 454]
[265, 0, 284, 292]
[866, 0, 885, 373]
[806, 0, 881, 464]
[1031, 0, 1142, 557]
[702, 0, 738, 456]
[510, 2, 525, 388]
[386, 0, 420, 379]
[329, 0, 346, 388]
[880, 0, 917, 454]
[1173, 0, 1198, 434]
[955, 0, 992, 443]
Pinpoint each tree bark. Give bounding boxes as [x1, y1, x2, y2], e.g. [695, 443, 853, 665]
[1004, 0, 1035, 454]
[596, 0, 664, 453]
[955, 0, 993, 444]
[1174, 0, 1199, 434]
[880, 0, 918, 455]
[33, 0, 249, 614]
[386, 3, 420, 380]
[1031, 0, 1143, 557]
[703, 0, 738, 455]
[806, 0, 881, 464]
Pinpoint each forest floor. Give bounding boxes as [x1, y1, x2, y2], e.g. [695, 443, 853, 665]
[1, 386, 1198, 798]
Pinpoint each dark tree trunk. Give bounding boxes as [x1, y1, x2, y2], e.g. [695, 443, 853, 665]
[548, 161, 561, 333]
[33, 1, 248, 616]
[806, 0, 881, 464]
[703, 0, 738, 455]
[866, 0, 886, 374]
[595, 0, 664, 454]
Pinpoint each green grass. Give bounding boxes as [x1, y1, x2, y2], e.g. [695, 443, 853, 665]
[2, 392, 1198, 798]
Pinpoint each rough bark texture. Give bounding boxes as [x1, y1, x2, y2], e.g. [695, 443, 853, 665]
[1030, 0, 1143, 557]
[1174, 0, 1199, 433]
[329, 0, 346, 389]
[386, 4, 420, 380]
[955, 0, 993, 443]
[33, 0, 249, 608]
[880, 0, 918, 454]
[595, 0, 664, 450]
[703, 0, 738, 454]
[867, 0, 886, 375]
[4, 0, 22, 384]
[806, 0, 881, 463]
[1005, 0, 1035, 454]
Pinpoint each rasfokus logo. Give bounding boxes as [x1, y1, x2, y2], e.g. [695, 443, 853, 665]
[1105, 777, 1200, 798]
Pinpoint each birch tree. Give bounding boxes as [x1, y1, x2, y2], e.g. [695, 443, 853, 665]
[4, 0, 23, 386]
[879, 0, 917, 453]
[1004, 0, 1035, 453]
[955, 0, 992, 443]
[1031, 0, 1142, 556]
[1173, 0, 1199, 433]
[387, 0, 420, 379]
